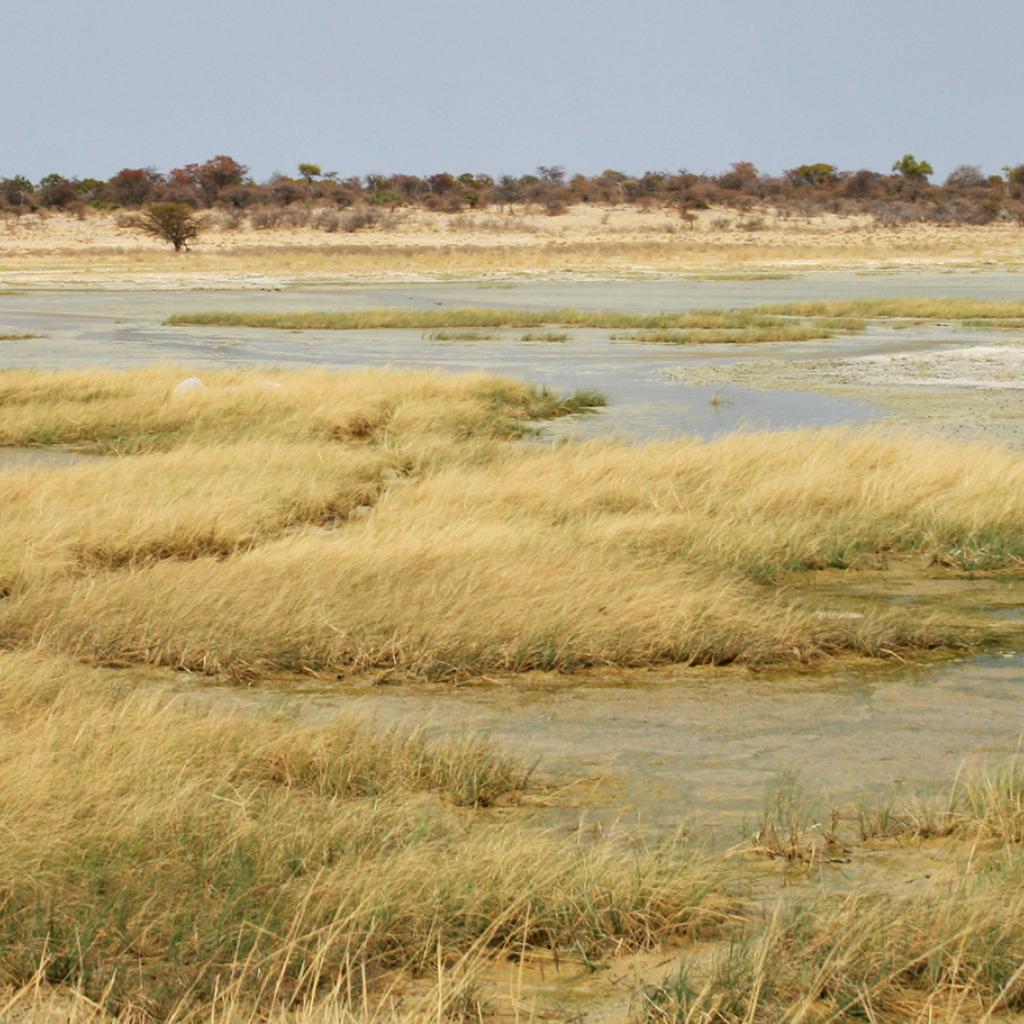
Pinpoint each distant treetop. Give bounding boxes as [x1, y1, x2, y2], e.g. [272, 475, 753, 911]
[891, 154, 933, 180]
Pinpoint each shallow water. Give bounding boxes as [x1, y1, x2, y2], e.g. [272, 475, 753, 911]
[0, 446, 101, 471]
[173, 649, 1024, 840]
[3, 270, 1024, 440]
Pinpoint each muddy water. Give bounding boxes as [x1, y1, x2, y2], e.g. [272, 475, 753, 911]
[4, 270, 1024, 440]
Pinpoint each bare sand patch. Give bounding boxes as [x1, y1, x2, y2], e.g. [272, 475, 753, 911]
[673, 338, 1024, 445]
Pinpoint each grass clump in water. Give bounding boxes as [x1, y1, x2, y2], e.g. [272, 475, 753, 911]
[753, 298, 1024, 320]
[426, 329, 499, 340]
[521, 330, 569, 341]
[167, 307, 858, 334]
[611, 319, 862, 345]
[0, 332, 39, 341]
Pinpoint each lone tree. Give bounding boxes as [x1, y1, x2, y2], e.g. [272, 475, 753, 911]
[137, 202, 200, 252]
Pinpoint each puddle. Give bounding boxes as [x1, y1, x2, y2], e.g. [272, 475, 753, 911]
[0, 446, 105, 471]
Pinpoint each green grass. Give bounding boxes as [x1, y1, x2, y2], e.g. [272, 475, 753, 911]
[167, 308, 800, 331]
[611, 320, 862, 345]
[165, 308, 873, 344]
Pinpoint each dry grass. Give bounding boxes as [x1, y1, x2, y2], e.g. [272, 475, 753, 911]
[0, 332, 38, 341]
[0, 368, 1022, 677]
[5, 650, 1024, 1024]
[0, 650, 729, 1021]
[639, 870, 1024, 1022]
[754, 298, 1024, 320]
[0, 365, 598, 453]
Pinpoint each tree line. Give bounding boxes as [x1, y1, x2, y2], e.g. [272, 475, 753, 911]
[4, 154, 1024, 226]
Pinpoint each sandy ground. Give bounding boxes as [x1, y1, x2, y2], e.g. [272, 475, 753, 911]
[673, 336, 1024, 446]
[1, 206, 1023, 287]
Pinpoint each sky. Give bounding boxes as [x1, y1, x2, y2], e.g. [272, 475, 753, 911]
[3, 0, 1023, 185]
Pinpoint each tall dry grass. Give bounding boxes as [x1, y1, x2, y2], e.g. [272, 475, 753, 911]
[1, 369, 1023, 676]
[0, 366, 596, 453]
[0, 651, 728, 1020]
[5, 652, 1024, 1023]
[639, 864, 1024, 1022]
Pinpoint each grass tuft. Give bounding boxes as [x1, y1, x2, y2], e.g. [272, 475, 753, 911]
[521, 330, 569, 342]
[426, 330, 498, 341]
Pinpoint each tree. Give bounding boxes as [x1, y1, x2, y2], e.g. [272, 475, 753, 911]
[786, 163, 838, 186]
[892, 154, 933, 180]
[137, 202, 201, 252]
[108, 167, 164, 207]
[0, 176, 33, 206]
[37, 174, 81, 209]
[944, 164, 986, 189]
[298, 162, 321, 183]
[1003, 165, 1024, 199]
[717, 161, 760, 191]
[172, 155, 247, 206]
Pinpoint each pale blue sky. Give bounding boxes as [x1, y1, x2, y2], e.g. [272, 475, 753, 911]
[3, 0, 1022, 183]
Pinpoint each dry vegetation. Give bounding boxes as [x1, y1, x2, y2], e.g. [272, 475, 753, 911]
[0, 650, 727, 1021]
[1, 367, 1023, 680]
[4, 649, 1024, 1022]
[3, 208, 1024, 285]
[6, 367, 1024, 1020]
